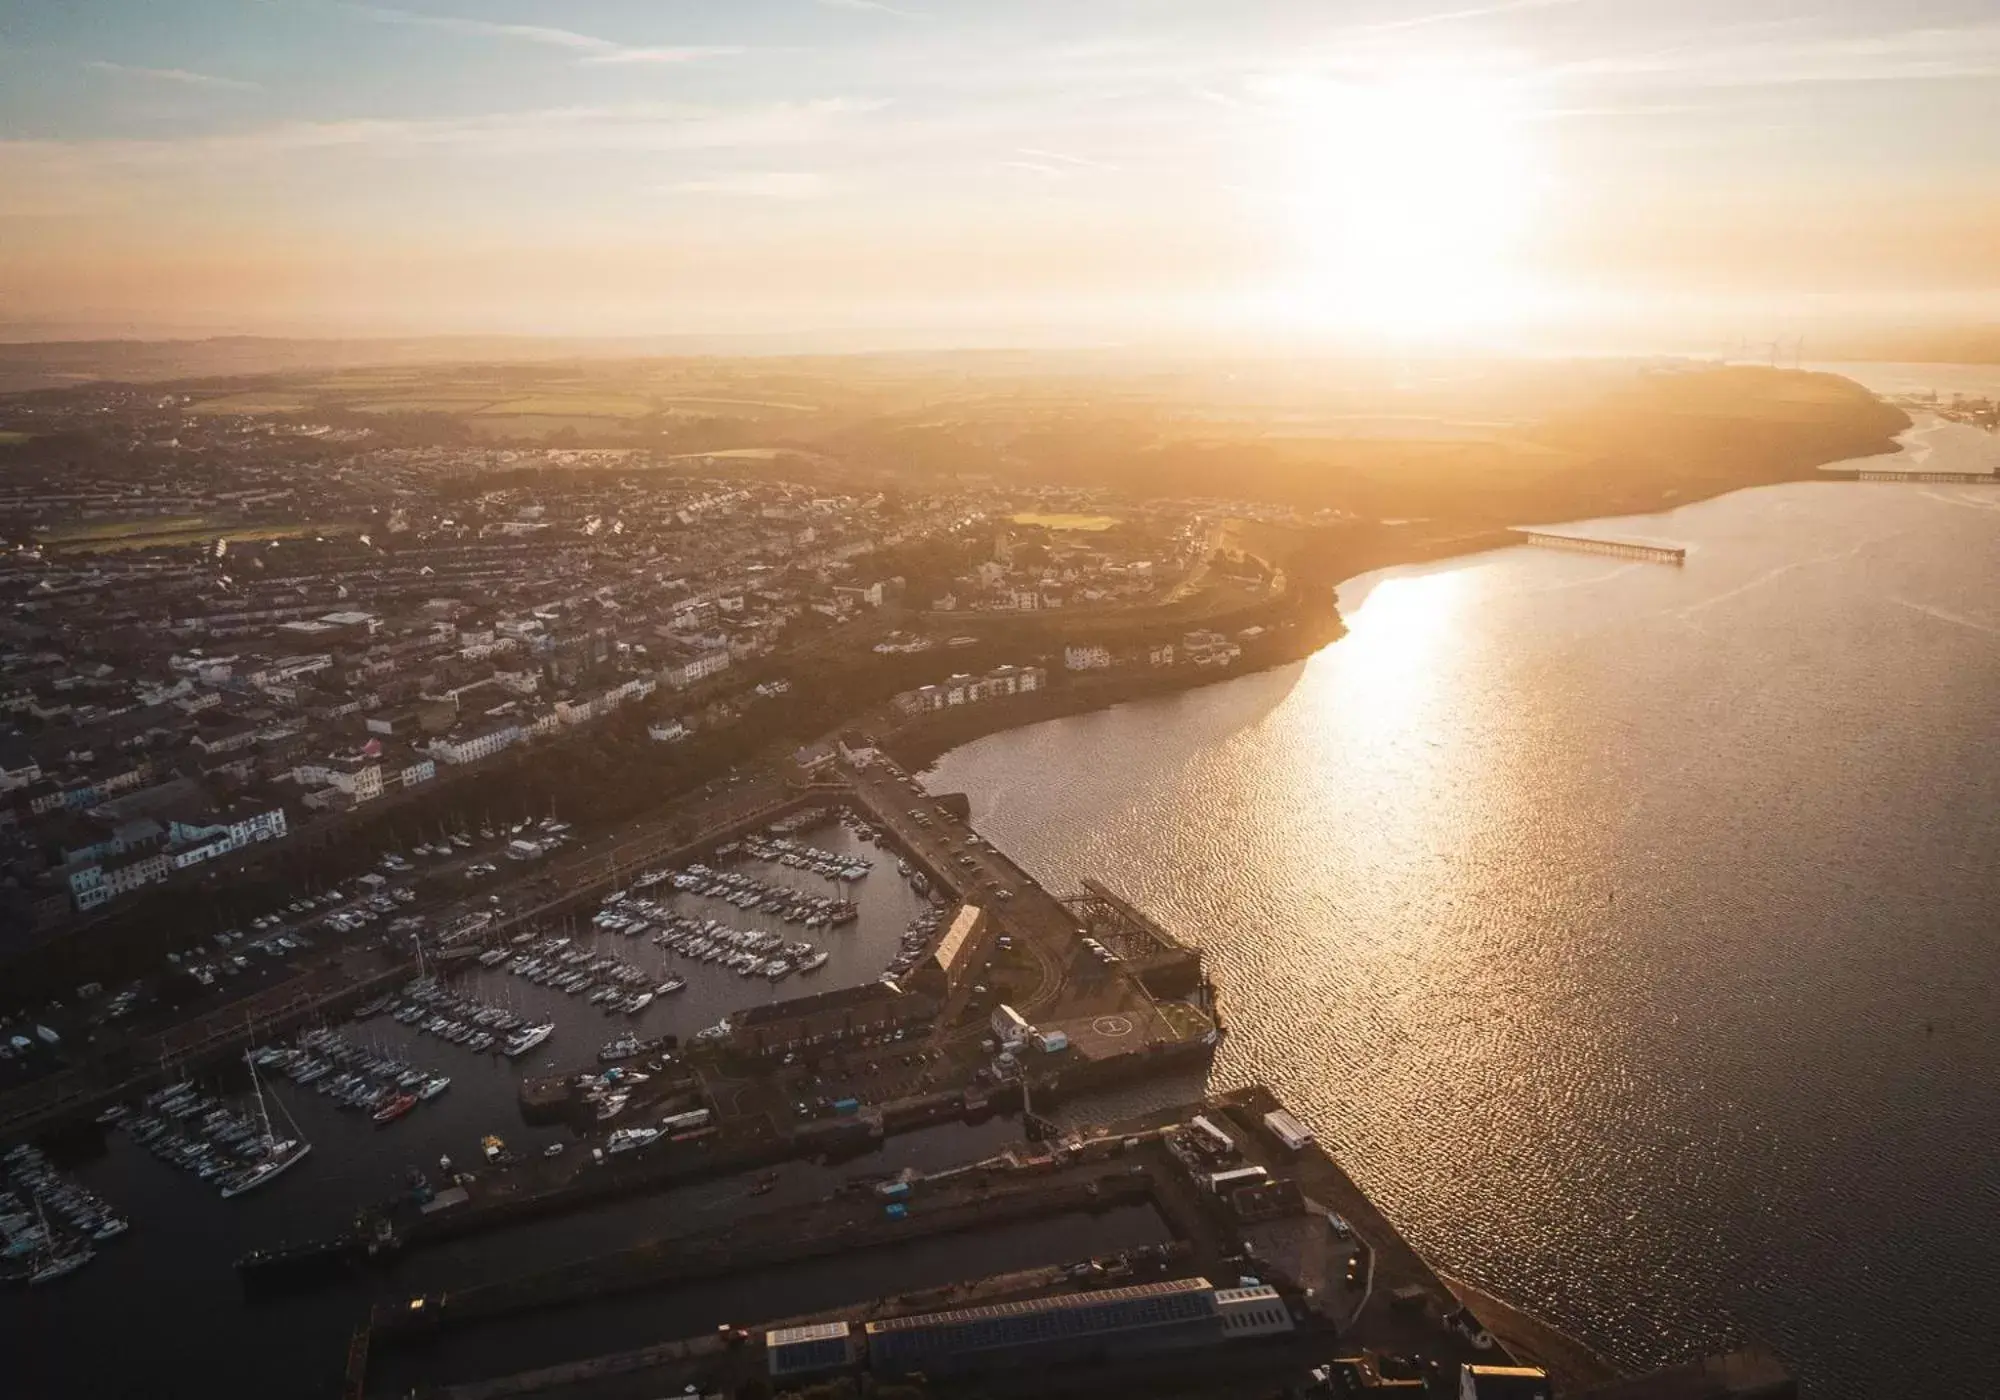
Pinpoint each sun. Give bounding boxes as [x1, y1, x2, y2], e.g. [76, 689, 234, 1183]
[1276, 68, 1541, 339]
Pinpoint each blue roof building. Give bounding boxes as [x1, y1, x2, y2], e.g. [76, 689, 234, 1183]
[865, 1276, 1226, 1375]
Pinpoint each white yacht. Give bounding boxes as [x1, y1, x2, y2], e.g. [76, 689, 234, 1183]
[218, 1053, 311, 1200]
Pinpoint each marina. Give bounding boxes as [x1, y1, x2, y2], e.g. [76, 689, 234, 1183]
[2, 775, 1245, 1397]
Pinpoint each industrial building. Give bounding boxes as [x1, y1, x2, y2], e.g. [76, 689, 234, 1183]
[766, 1321, 857, 1380]
[916, 901, 986, 996]
[1213, 1284, 1297, 1338]
[862, 1275, 1286, 1376]
[1461, 1364, 1555, 1399]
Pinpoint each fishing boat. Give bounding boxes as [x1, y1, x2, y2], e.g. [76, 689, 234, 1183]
[480, 1134, 505, 1163]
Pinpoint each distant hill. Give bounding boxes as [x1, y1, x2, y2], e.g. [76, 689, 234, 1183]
[0, 331, 1122, 394]
[0, 335, 694, 394]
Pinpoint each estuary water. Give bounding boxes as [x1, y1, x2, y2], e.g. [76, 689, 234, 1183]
[926, 413, 2000, 1396]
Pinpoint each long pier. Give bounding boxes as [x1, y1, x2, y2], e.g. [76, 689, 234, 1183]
[1513, 529, 1686, 565]
[1849, 468, 1997, 484]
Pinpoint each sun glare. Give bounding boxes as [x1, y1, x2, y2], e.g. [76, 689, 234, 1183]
[1278, 69, 1541, 339]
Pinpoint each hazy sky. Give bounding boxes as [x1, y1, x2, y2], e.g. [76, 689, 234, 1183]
[2, 0, 1997, 344]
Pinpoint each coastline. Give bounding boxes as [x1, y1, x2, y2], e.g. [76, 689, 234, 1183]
[879, 646, 1324, 773]
[885, 410, 1917, 777]
[1441, 1272, 1623, 1393]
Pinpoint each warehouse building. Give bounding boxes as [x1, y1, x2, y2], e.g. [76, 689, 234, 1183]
[865, 1276, 1229, 1376]
[766, 1321, 857, 1380]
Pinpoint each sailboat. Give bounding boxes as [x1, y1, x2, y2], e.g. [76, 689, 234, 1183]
[29, 1197, 93, 1284]
[218, 1052, 312, 1199]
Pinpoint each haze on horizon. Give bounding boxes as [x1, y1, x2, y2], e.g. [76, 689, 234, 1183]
[3, 0, 1997, 351]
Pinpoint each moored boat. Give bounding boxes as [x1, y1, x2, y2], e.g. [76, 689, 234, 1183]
[371, 1093, 418, 1125]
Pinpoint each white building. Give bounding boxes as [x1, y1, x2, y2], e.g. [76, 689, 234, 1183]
[291, 753, 384, 804]
[892, 664, 1046, 716]
[1213, 1285, 1295, 1339]
[165, 805, 289, 870]
[67, 850, 173, 911]
[429, 723, 524, 766]
[394, 757, 437, 790]
[1181, 629, 1242, 667]
[1064, 644, 1113, 671]
[660, 644, 731, 691]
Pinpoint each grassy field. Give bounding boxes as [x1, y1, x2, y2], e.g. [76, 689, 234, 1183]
[658, 396, 818, 413]
[307, 374, 424, 390]
[163, 369, 821, 431]
[188, 393, 312, 415]
[36, 516, 214, 543]
[465, 414, 643, 440]
[667, 446, 793, 460]
[0, 430, 32, 444]
[1010, 511, 1121, 531]
[482, 394, 657, 418]
[38, 519, 359, 554]
[353, 396, 507, 414]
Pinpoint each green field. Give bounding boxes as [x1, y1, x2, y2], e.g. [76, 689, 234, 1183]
[479, 394, 657, 418]
[188, 393, 312, 415]
[1010, 512, 1121, 531]
[0, 430, 31, 444]
[658, 396, 818, 413]
[353, 395, 507, 414]
[37, 518, 359, 554]
[466, 414, 642, 440]
[37, 516, 213, 543]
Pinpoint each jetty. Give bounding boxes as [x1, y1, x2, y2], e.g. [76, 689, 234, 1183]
[1849, 466, 1997, 484]
[1513, 528, 1686, 565]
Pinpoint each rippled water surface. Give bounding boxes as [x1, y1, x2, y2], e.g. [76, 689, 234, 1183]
[926, 426, 2000, 1396]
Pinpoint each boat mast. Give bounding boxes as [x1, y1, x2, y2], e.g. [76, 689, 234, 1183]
[245, 1049, 274, 1147]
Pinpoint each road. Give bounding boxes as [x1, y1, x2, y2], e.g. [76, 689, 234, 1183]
[841, 759, 1080, 1022]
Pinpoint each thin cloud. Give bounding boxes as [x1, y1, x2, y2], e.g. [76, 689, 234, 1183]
[1346, 0, 1591, 37]
[343, 4, 741, 65]
[0, 100, 885, 172]
[85, 60, 262, 91]
[1552, 21, 2000, 88]
[670, 172, 831, 198]
[815, 0, 924, 16]
[1015, 146, 1117, 172]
